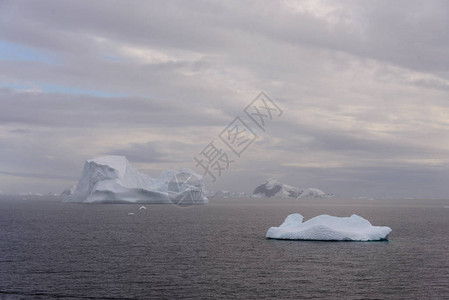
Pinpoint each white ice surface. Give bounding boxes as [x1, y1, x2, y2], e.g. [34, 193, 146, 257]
[253, 179, 332, 198]
[266, 213, 391, 241]
[64, 156, 208, 204]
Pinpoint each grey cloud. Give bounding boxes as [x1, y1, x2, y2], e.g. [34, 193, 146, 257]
[105, 142, 172, 164]
[280, 164, 449, 198]
[266, 118, 449, 166]
[9, 129, 31, 134]
[3, 0, 449, 75]
[0, 0, 448, 196]
[0, 88, 229, 128]
[0, 170, 74, 181]
[302, 129, 446, 160]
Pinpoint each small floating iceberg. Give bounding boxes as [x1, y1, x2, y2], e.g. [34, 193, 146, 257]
[266, 213, 391, 241]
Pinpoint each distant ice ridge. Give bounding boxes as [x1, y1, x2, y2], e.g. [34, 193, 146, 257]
[60, 185, 76, 196]
[207, 190, 248, 198]
[266, 213, 391, 241]
[253, 179, 333, 198]
[20, 192, 44, 196]
[64, 156, 208, 204]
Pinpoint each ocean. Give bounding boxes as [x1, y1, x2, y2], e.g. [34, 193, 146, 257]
[1, 196, 448, 299]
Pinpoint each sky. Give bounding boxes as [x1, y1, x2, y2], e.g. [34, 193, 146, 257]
[0, 0, 448, 198]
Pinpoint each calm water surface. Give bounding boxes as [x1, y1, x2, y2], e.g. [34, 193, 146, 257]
[1, 196, 448, 299]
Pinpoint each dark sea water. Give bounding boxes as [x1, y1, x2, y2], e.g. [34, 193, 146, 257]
[1, 196, 448, 299]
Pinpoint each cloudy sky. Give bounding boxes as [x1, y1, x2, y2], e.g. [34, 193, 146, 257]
[1, 0, 448, 198]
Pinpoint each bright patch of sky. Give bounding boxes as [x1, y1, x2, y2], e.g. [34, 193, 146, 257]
[1, 82, 126, 97]
[0, 41, 58, 65]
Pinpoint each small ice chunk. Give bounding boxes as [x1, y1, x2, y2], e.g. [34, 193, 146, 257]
[139, 206, 147, 210]
[266, 213, 391, 241]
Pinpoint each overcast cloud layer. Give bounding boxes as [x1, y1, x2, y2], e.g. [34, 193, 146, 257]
[1, 0, 448, 197]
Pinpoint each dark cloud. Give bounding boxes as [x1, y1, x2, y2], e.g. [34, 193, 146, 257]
[9, 128, 31, 134]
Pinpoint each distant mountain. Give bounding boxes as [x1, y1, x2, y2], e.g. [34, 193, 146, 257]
[20, 192, 44, 196]
[253, 179, 333, 198]
[208, 190, 248, 198]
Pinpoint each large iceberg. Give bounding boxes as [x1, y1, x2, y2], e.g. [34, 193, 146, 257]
[64, 156, 208, 205]
[253, 179, 333, 198]
[266, 213, 391, 241]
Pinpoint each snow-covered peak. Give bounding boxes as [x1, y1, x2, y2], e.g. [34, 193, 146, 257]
[253, 179, 332, 198]
[300, 188, 330, 198]
[253, 179, 300, 198]
[264, 178, 282, 190]
[87, 155, 129, 178]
